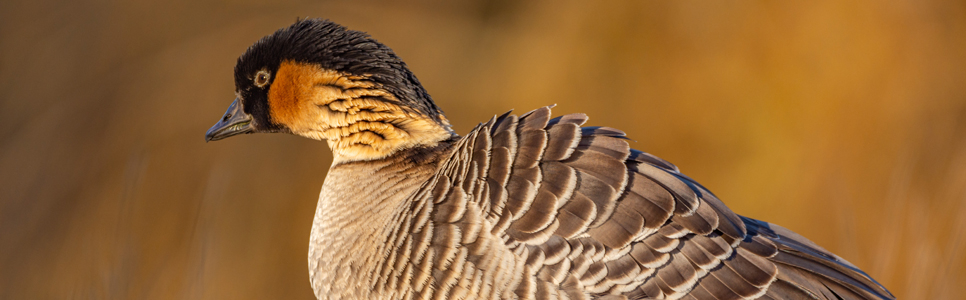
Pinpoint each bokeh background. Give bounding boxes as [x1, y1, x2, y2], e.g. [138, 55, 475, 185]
[2, 0, 964, 299]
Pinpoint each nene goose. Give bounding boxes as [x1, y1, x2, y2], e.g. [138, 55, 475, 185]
[205, 19, 894, 300]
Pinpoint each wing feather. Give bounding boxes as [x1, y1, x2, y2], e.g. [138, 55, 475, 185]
[410, 107, 893, 299]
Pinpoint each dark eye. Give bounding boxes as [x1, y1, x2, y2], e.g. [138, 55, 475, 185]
[254, 70, 271, 88]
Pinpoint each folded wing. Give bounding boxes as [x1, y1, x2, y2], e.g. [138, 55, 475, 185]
[406, 106, 893, 300]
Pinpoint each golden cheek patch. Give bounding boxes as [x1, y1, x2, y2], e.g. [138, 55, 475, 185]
[266, 63, 298, 127]
[268, 61, 381, 132]
[266, 60, 453, 162]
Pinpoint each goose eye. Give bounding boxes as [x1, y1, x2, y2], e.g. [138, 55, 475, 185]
[254, 70, 271, 88]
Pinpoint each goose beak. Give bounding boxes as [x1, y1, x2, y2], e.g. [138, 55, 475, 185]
[206, 98, 255, 142]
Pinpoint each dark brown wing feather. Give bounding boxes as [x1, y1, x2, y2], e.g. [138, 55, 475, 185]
[416, 107, 894, 300]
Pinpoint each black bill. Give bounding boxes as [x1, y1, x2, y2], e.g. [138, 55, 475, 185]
[205, 98, 255, 142]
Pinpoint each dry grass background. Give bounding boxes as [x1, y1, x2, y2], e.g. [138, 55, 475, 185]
[1, 0, 964, 299]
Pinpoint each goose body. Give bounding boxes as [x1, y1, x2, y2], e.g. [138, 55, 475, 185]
[205, 19, 894, 300]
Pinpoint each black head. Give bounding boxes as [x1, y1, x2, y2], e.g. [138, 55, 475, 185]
[206, 19, 454, 162]
[206, 19, 446, 141]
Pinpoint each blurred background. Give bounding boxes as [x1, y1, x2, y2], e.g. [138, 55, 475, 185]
[1, 0, 964, 299]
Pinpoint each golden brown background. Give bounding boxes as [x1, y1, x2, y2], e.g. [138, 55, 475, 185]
[2, 0, 964, 299]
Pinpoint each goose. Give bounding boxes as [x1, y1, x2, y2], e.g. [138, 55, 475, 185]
[205, 18, 894, 300]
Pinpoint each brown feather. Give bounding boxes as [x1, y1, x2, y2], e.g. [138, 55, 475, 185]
[575, 136, 631, 161]
[519, 106, 553, 130]
[675, 174, 746, 239]
[629, 242, 670, 269]
[538, 162, 577, 208]
[586, 208, 644, 249]
[655, 252, 700, 293]
[624, 172, 675, 229]
[572, 173, 619, 228]
[696, 273, 743, 300]
[642, 234, 679, 253]
[604, 255, 642, 285]
[632, 163, 699, 216]
[581, 126, 627, 139]
[515, 129, 548, 168]
[547, 113, 589, 127]
[512, 189, 561, 233]
[504, 167, 540, 218]
[739, 235, 779, 258]
[553, 193, 597, 238]
[627, 149, 679, 172]
[671, 198, 719, 235]
[679, 237, 719, 271]
[690, 234, 734, 260]
[543, 123, 582, 161]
